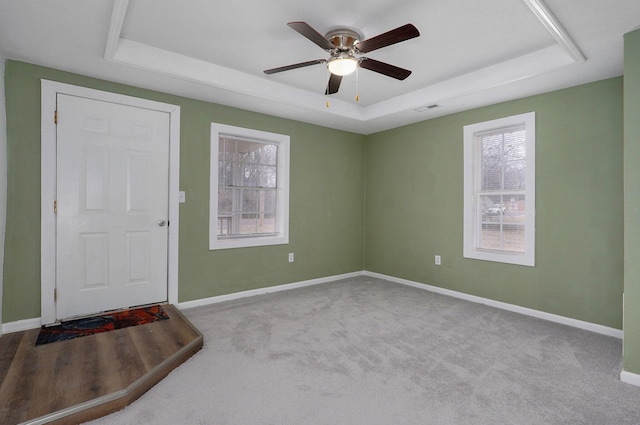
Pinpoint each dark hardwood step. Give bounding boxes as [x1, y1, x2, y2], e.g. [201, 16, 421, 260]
[0, 305, 203, 425]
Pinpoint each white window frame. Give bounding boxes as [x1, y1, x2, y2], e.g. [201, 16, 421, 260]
[463, 112, 535, 267]
[209, 123, 290, 250]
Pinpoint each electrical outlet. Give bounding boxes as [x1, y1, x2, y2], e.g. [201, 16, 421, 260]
[288, 253, 294, 263]
[435, 255, 441, 266]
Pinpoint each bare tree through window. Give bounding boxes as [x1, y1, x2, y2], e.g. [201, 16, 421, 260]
[218, 137, 279, 238]
[477, 126, 526, 252]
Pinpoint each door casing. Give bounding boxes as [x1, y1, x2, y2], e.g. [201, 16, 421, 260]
[40, 80, 181, 325]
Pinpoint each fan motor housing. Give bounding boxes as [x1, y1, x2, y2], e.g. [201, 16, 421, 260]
[324, 28, 364, 51]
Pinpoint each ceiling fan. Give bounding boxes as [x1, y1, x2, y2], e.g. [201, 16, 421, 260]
[264, 21, 420, 95]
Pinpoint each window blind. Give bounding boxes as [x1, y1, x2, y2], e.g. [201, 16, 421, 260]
[475, 126, 526, 253]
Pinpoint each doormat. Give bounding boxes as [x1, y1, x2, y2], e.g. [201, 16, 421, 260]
[35, 305, 169, 346]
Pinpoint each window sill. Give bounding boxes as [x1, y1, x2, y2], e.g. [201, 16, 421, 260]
[209, 234, 289, 250]
[464, 248, 534, 267]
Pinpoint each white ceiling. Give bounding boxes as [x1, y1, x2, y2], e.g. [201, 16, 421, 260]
[1, 0, 639, 134]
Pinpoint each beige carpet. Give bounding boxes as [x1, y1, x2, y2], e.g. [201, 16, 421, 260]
[84, 276, 640, 424]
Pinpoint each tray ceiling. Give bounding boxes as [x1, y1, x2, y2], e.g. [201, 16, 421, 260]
[1, 0, 639, 134]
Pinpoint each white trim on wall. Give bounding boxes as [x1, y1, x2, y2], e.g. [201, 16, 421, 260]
[3, 270, 624, 349]
[178, 269, 622, 340]
[1, 317, 41, 334]
[177, 272, 362, 310]
[40, 80, 181, 325]
[620, 370, 640, 388]
[363, 271, 623, 339]
[522, 0, 586, 64]
[2, 273, 363, 333]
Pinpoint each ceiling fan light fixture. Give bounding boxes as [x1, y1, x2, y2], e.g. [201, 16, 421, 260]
[327, 54, 358, 76]
[264, 22, 420, 95]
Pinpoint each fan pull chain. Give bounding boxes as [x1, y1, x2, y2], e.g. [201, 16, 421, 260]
[355, 66, 359, 102]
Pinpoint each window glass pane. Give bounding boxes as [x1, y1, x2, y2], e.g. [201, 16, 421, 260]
[219, 138, 279, 190]
[263, 190, 277, 216]
[480, 134, 504, 192]
[480, 194, 503, 216]
[240, 213, 258, 235]
[217, 214, 233, 236]
[236, 140, 256, 160]
[211, 123, 289, 248]
[218, 160, 232, 187]
[504, 159, 526, 190]
[260, 144, 278, 166]
[257, 211, 277, 234]
[219, 138, 235, 161]
[217, 137, 281, 238]
[217, 157, 278, 237]
[504, 130, 526, 190]
[242, 162, 259, 187]
[479, 223, 525, 252]
[479, 128, 526, 192]
[242, 189, 258, 213]
[257, 220, 276, 234]
[218, 188, 233, 214]
[260, 165, 277, 188]
[479, 194, 525, 252]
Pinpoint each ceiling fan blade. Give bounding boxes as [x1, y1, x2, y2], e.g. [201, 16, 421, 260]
[287, 21, 335, 51]
[359, 58, 412, 80]
[355, 23, 420, 53]
[325, 73, 343, 95]
[264, 59, 326, 75]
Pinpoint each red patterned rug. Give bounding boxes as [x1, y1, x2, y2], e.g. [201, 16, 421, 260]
[35, 305, 169, 346]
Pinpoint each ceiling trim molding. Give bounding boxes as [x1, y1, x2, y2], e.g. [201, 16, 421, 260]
[364, 45, 575, 121]
[111, 38, 364, 121]
[105, 0, 129, 60]
[103, 0, 585, 128]
[522, 0, 586, 63]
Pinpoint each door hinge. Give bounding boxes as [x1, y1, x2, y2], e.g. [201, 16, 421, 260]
[54, 288, 57, 302]
[54, 200, 57, 214]
[54, 110, 58, 124]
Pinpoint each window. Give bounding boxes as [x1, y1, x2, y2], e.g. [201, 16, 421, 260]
[210, 123, 289, 250]
[463, 112, 535, 266]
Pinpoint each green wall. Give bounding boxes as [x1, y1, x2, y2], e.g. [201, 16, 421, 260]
[624, 29, 640, 373]
[1, 59, 627, 333]
[2, 60, 365, 322]
[365, 78, 624, 329]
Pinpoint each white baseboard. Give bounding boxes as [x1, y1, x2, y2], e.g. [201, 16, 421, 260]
[1, 273, 364, 334]
[2, 317, 41, 334]
[621, 370, 640, 387]
[363, 271, 624, 339]
[177, 271, 363, 310]
[620, 370, 640, 387]
[1, 270, 623, 341]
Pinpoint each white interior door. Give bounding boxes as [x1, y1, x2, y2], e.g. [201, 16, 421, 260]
[55, 94, 170, 320]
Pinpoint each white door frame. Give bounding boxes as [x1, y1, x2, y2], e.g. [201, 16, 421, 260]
[40, 80, 181, 324]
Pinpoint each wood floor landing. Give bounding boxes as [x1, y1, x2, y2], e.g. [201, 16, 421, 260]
[0, 305, 203, 425]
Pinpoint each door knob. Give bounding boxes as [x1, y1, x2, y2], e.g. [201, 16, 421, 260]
[158, 220, 167, 227]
